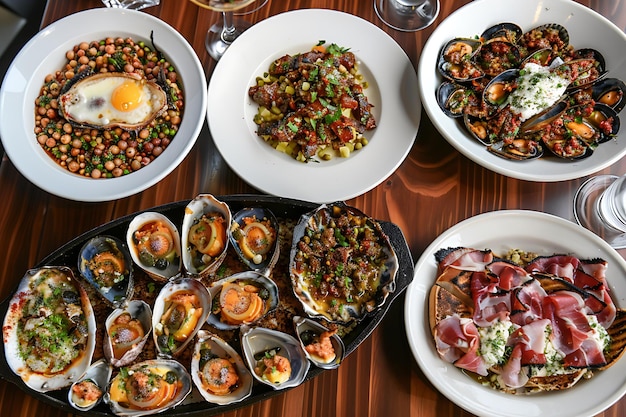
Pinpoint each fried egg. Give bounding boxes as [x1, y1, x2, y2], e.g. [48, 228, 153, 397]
[60, 72, 168, 130]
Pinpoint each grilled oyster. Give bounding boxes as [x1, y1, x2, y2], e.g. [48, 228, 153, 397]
[68, 358, 112, 411]
[2, 266, 96, 392]
[181, 194, 231, 278]
[105, 359, 191, 416]
[104, 300, 153, 367]
[191, 330, 253, 405]
[153, 278, 211, 357]
[127, 212, 182, 282]
[240, 326, 309, 390]
[206, 271, 280, 331]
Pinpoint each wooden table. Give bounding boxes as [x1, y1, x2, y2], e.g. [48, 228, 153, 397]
[0, 0, 625, 416]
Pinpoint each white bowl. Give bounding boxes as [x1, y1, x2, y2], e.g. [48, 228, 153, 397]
[419, 0, 626, 182]
[0, 8, 207, 201]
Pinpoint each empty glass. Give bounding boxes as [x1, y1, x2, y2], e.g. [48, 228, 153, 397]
[102, 0, 160, 10]
[374, 0, 440, 31]
[574, 174, 626, 248]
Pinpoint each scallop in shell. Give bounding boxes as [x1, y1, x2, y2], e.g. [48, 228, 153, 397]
[2, 266, 96, 392]
[229, 207, 280, 272]
[126, 212, 182, 282]
[104, 300, 153, 367]
[294, 316, 345, 370]
[181, 194, 231, 278]
[105, 359, 192, 417]
[78, 235, 133, 308]
[206, 271, 280, 331]
[152, 278, 211, 357]
[290, 202, 398, 323]
[59, 71, 168, 131]
[191, 330, 253, 405]
[68, 358, 112, 411]
[240, 326, 309, 390]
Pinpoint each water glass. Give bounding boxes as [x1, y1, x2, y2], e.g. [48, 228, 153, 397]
[573, 174, 626, 248]
[102, 0, 160, 10]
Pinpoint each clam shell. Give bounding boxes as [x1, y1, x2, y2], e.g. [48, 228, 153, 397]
[290, 202, 399, 323]
[229, 207, 280, 273]
[293, 316, 344, 370]
[126, 212, 182, 282]
[68, 358, 112, 411]
[104, 300, 153, 367]
[78, 235, 134, 308]
[152, 278, 211, 357]
[2, 266, 96, 392]
[191, 330, 253, 405]
[206, 271, 280, 331]
[181, 194, 232, 278]
[105, 359, 192, 417]
[240, 326, 309, 390]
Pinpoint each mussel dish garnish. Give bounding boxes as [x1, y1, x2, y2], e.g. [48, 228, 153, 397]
[436, 21, 623, 162]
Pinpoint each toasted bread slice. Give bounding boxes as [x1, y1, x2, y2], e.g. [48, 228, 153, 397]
[429, 283, 473, 335]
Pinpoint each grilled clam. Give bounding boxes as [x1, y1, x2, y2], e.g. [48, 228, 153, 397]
[68, 358, 112, 411]
[294, 316, 344, 370]
[104, 300, 153, 367]
[78, 235, 133, 308]
[181, 194, 231, 278]
[105, 359, 192, 416]
[153, 278, 211, 357]
[126, 212, 182, 282]
[2, 266, 96, 392]
[290, 203, 398, 323]
[191, 330, 253, 405]
[207, 271, 280, 331]
[240, 326, 309, 390]
[229, 207, 280, 272]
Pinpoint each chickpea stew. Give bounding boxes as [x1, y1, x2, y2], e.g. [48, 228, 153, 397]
[34, 36, 184, 179]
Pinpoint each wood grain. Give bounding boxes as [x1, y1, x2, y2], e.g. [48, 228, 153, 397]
[0, 0, 625, 416]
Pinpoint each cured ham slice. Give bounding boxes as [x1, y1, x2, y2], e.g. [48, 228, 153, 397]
[434, 315, 489, 376]
[430, 246, 626, 393]
[435, 247, 494, 274]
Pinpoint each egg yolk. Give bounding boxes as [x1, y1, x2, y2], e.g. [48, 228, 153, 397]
[111, 81, 143, 112]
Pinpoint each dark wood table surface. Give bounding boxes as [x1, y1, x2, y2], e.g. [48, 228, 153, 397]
[0, 0, 625, 416]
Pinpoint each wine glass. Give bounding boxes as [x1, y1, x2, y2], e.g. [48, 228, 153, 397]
[190, 0, 268, 61]
[573, 174, 626, 249]
[374, 0, 440, 32]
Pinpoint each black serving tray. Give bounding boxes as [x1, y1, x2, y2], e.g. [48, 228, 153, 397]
[0, 194, 414, 416]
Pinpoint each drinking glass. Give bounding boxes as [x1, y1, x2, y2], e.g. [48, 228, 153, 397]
[374, 0, 440, 31]
[189, 0, 268, 61]
[573, 174, 626, 249]
[102, 0, 160, 10]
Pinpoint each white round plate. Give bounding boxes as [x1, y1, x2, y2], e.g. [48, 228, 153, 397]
[207, 9, 420, 203]
[405, 210, 626, 417]
[419, 0, 626, 182]
[0, 8, 207, 201]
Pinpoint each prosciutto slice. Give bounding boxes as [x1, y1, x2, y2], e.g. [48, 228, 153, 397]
[434, 315, 489, 376]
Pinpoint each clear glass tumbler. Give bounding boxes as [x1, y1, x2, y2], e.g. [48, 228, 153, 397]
[574, 174, 626, 249]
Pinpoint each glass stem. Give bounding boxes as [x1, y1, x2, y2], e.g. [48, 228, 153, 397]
[221, 11, 237, 44]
